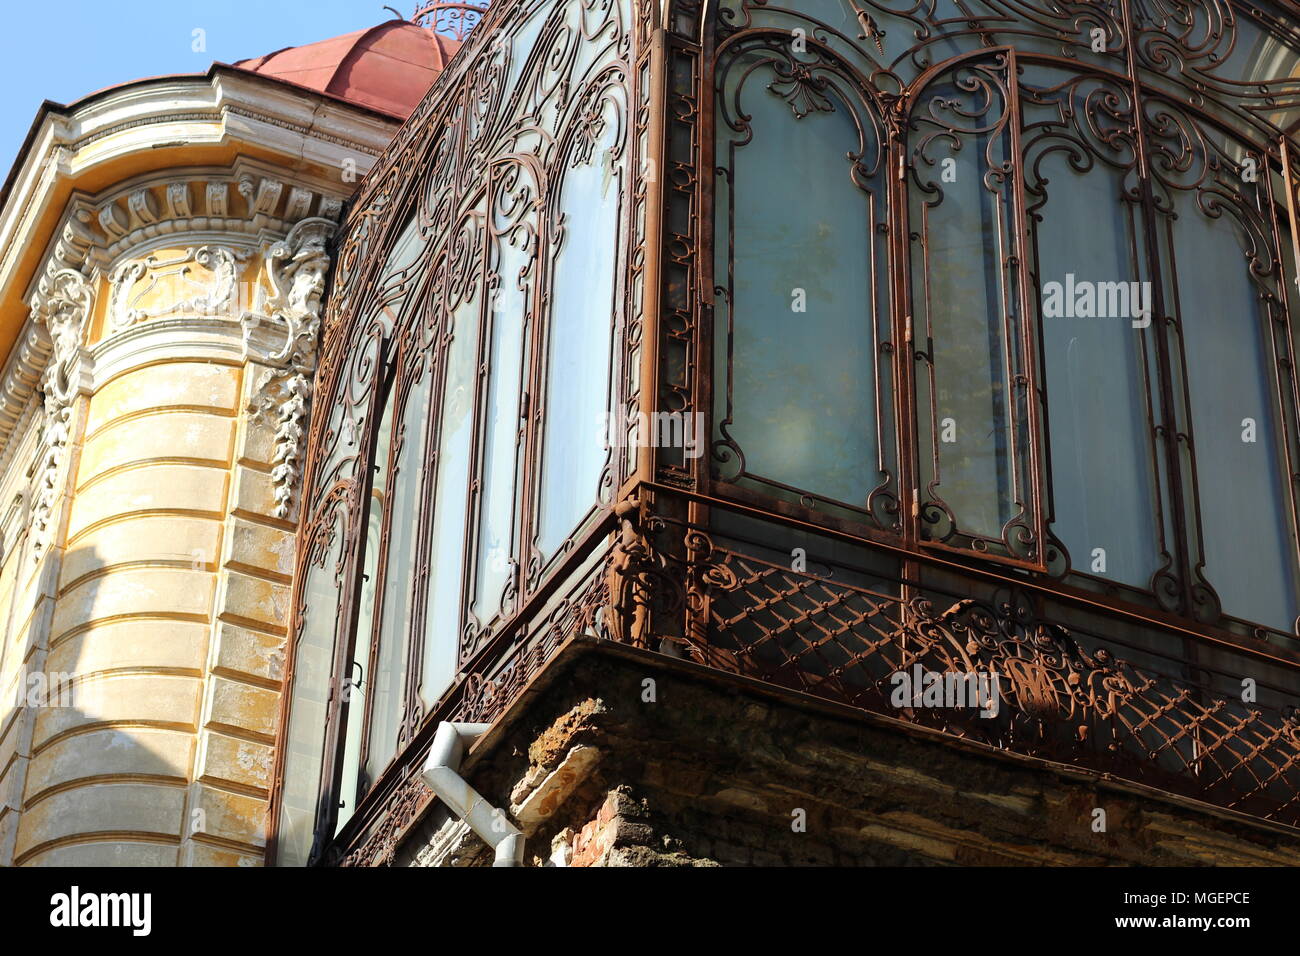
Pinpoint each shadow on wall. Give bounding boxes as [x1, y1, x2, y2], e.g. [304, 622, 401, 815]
[11, 542, 268, 867]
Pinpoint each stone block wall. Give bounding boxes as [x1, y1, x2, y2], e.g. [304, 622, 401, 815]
[395, 641, 1300, 867]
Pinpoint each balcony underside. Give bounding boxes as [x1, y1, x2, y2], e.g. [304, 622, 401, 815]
[331, 487, 1300, 865]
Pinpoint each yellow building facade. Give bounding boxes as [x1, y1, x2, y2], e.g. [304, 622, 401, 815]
[0, 59, 403, 865]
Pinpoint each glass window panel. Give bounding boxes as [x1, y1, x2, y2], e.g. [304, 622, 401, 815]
[714, 53, 881, 511]
[364, 368, 434, 786]
[911, 72, 1022, 544]
[536, 100, 623, 560]
[372, 214, 425, 330]
[336, 387, 395, 832]
[1169, 186, 1300, 632]
[422, 295, 480, 705]
[1029, 101, 1163, 590]
[472, 175, 534, 625]
[275, 510, 346, 866]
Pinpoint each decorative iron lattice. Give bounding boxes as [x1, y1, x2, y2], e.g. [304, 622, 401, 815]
[408, 2, 490, 41]
[695, 545, 1300, 825]
[339, 497, 1300, 864]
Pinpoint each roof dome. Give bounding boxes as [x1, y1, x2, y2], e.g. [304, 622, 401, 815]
[234, 19, 461, 119]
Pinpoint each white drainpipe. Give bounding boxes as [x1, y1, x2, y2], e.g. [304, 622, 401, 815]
[421, 721, 525, 867]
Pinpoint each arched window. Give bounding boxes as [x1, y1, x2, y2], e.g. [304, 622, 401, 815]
[712, 38, 896, 526]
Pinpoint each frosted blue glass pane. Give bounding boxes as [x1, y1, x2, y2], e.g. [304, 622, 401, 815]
[472, 195, 532, 623]
[1035, 147, 1162, 589]
[914, 121, 1016, 539]
[336, 388, 394, 831]
[422, 297, 479, 704]
[720, 76, 878, 507]
[365, 369, 434, 784]
[536, 107, 621, 559]
[275, 513, 344, 866]
[1173, 189, 1300, 632]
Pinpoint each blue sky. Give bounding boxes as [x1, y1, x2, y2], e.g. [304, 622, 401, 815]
[0, 1, 411, 168]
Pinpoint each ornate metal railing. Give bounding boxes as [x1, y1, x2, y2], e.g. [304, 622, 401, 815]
[685, 533, 1300, 824]
[337, 484, 1300, 864]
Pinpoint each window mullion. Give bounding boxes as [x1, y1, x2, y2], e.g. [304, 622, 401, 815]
[1119, 0, 1200, 619]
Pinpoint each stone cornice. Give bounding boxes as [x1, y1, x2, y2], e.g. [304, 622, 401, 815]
[0, 67, 396, 356]
[0, 67, 390, 475]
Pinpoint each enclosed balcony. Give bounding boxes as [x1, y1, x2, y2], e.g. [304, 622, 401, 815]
[271, 0, 1300, 865]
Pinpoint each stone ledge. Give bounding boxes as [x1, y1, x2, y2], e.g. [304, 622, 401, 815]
[390, 639, 1300, 867]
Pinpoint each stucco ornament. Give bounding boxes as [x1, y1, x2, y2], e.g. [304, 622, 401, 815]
[261, 217, 334, 368]
[244, 217, 336, 520]
[28, 269, 94, 563]
[108, 245, 250, 331]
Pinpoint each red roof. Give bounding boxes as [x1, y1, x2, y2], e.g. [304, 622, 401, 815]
[234, 20, 460, 119]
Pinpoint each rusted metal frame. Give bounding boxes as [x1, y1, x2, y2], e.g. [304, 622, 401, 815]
[299, 0, 1300, 858]
[654, 31, 701, 491]
[686, 3, 717, 651]
[1129, 1, 1300, 144]
[1004, 47, 1053, 574]
[398, 260, 451, 750]
[399, 192, 491, 745]
[340, 0, 529, 236]
[1081, 14, 1215, 722]
[646, 25, 704, 642]
[264, 276, 396, 860]
[1124, 24, 1300, 633]
[1117, 0, 1200, 626]
[1154, 175, 1228, 627]
[1162, 109, 1300, 640]
[1014, 56, 1179, 612]
[274, 341, 389, 864]
[326, 236, 491, 859]
[621, 13, 666, 503]
[464, 153, 548, 657]
[703, 28, 900, 528]
[393, 89, 478, 739]
[328, 0, 523, 340]
[352, 356, 403, 805]
[293, 2, 637, 861]
[352, 324, 439, 804]
[988, 53, 1036, 563]
[692, 31, 1043, 565]
[991, 48, 1298, 177]
[679, 3, 1300, 634]
[884, 41, 923, 615]
[456, 161, 508, 670]
[1271, 139, 1300, 638]
[516, 170, 558, 620]
[634, 497, 1300, 818]
[602, 49, 636, 526]
[900, 48, 1051, 569]
[267, 0, 572, 862]
[320, 226, 446, 832]
[645, 496, 1292, 698]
